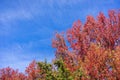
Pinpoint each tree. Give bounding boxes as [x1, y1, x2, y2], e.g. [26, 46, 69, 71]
[25, 60, 40, 80]
[0, 67, 26, 80]
[37, 59, 55, 80]
[52, 10, 120, 79]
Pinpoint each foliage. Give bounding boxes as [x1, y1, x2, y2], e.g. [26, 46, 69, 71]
[25, 60, 40, 80]
[0, 9, 120, 80]
[37, 59, 55, 80]
[0, 67, 26, 80]
[52, 9, 120, 80]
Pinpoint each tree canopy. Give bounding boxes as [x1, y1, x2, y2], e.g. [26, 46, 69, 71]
[0, 9, 120, 80]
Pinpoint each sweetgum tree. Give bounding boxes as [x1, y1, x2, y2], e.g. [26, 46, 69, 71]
[52, 10, 120, 79]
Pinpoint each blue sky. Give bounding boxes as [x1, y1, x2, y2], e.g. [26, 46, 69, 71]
[0, 0, 120, 72]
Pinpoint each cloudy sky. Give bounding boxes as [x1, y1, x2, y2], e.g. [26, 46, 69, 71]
[0, 0, 120, 72]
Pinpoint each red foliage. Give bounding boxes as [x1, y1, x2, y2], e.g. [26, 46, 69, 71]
[0, 67, 26, 80]
[52, 10, 120, 79]
[25, 60, 40, 80]
[0, 60, 40, 80]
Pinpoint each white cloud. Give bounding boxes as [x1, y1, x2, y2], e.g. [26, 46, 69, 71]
[0, 8, 34, 36]
[0, 9, 33, 24]
[0, 40, 54, 72]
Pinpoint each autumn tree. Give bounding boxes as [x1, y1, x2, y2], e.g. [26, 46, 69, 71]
[0, 67, 26, 80]
[52, 9, 120, 79]
[25, 60, 40, 80]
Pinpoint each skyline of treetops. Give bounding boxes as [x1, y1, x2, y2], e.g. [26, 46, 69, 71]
[0, 9, 120, 80]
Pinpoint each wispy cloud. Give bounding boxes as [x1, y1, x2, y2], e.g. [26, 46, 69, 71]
[0, 8, 34, 36]
[0, 0, 120, 72]
[0, 38, 54, 72]
[0, 9, 32, 23]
